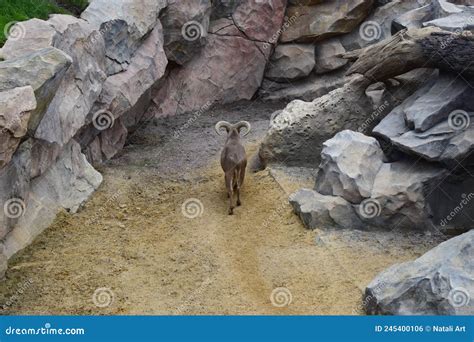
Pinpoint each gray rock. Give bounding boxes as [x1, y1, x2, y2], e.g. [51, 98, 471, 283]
[161, 0, 212, 65]
[81, 0, 167, 40]
[259, 68, 348, 102]
[289, 188, 364, 229]
[100, 19, 139, 75]
[374, 71, 474, 167]
[366, 159, 447, 229]
[280, 1, 374, 43]
[404, 72, 473, 132]
[258, 69, 430, 167]
[1, 19, 57, 60]
[2, 140, 102, 258]
[0, 87, 37, 168]
[340, 0, 429, 51]
[423, 11, 474, 31]
[265, 44, 315, 81]
[0, 47, 73, 134]
[365, 229, 474, 315]
[314, 38, 347, 74]
[392, 4, 437, 31]
[316, 130, 385, 204]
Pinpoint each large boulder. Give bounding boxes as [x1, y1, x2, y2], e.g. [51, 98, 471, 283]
[1, 19, 57, 60]
[314, 38, 348, 74]
[81, 0, 167, 39]
[1, 141, 102, 259]
[265, 44, 315, 81]
[365, 229, 474, 315]
[0, 87, 37, 168]
[0, 47, 72, 134]
[315, 130, 385, 204]
[373, 72, 474, 167]
[81, 0, 167, 74]
[34, 21, 107, 146]
[161, 0, 212, 65]
[280, 0, 374, 43]
[257, 68, 442, 168]
[232, 0, 288, 42]
[289, 188, 364, 229]
[365, 159, 447, 229]
[91, 22, 167, 121]
[151, 0, 287, 116]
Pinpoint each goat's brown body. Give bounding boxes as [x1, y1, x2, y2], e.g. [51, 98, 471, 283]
[220, 130, 247, 215]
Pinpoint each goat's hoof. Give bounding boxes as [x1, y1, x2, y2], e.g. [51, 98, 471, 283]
[237, 200, 241, 206]
[228, 209, 234, 215]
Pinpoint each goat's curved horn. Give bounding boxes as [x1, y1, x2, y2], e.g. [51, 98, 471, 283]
[235, 121, 251, 136]
[215, 121, 232, 135]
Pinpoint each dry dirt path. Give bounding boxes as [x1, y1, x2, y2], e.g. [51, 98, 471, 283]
[0, 101, 444, 315]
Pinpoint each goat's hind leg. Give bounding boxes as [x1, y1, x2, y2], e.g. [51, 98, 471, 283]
[236, 165, 246, 206]
[225, 171, 234, 215]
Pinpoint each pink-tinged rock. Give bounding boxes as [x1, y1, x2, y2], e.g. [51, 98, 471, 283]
[152, 34, 270, 117]
[233, 0, 288, 42]
[0, 87, 37, 168]
[1, 19, 57, 60]
[93, 22, 168, 120]
[84, 118, 128, 165]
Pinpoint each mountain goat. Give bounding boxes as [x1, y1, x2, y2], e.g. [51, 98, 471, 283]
[215, 121, 251, 215]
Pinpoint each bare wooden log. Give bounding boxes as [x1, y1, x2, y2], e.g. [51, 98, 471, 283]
[345, 27, 474, 81]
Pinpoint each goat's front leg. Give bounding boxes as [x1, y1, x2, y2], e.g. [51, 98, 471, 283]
[225, 171, 234, 215]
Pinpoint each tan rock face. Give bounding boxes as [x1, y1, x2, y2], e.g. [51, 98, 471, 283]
[280, 0, 374, 43]
[1, 19, 57, 60]
[0, 87, 37, 168]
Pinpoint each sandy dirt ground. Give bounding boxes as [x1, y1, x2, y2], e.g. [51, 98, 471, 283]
[0, 101, 446, 315]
